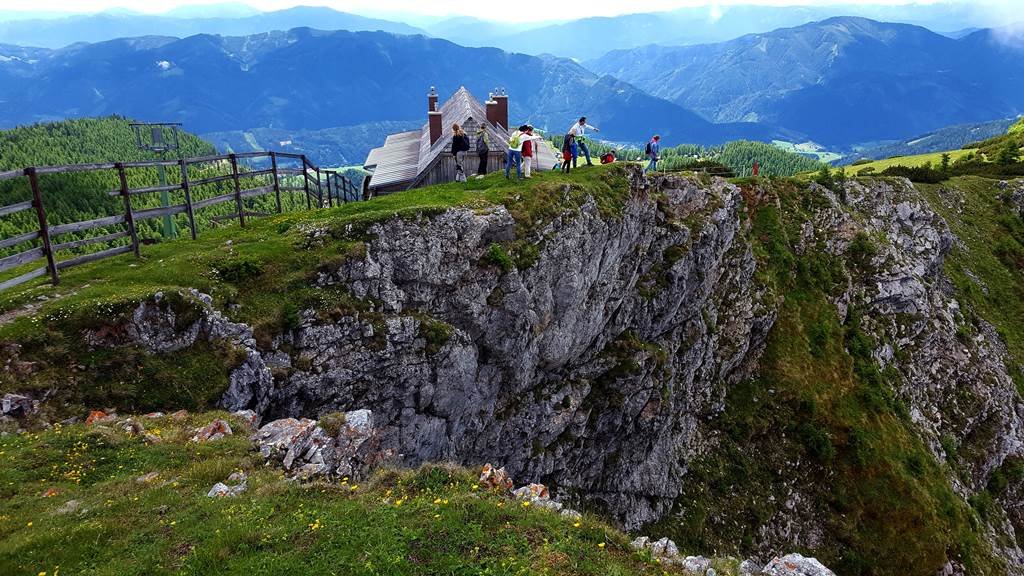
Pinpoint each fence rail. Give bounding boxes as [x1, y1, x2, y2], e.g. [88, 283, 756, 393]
[0, 151, 361, 292]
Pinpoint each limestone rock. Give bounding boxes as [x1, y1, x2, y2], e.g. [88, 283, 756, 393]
[762, 554, 835, 576]
[252, 410, 383, 479]
[479, 464, 513, 492]
[191, 419, 233, 442]
[231, 409, 260, 429]
[1, 393, 35, 417]
[739, 559, 762, 575]
[207, 471, 247, 497]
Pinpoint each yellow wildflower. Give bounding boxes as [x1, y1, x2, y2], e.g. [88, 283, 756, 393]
[598, 542, 606, 549]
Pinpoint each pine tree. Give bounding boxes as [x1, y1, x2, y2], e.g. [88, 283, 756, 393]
[997, 141, 1021, 165]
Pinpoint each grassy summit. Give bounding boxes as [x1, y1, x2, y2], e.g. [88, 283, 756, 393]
[0, 411, 701, 575]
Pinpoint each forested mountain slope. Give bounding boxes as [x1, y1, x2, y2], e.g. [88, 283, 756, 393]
[0, 28, 777, 146]
[588, 17, 1024, 146]
[0, 116, 309, 255]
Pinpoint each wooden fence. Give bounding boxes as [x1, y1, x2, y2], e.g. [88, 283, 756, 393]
[0, 151, 362, 292]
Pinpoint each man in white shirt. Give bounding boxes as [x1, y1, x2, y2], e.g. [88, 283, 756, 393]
[567, 117, 599, 167]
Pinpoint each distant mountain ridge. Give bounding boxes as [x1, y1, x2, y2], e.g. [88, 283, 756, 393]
[0, 6, 423, 48]
[0, 28, 779, 153]
[588, 17, 1024, 146]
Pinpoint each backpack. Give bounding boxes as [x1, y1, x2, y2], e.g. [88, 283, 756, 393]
[476, 133, 489, 153]
[644, 141, 652, 155]
[508, 131, 522, 150]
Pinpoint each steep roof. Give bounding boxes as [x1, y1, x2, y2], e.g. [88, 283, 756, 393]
[365, 130, 422, 189]
[365, 87, 509, 191]
[414, 87, 508, 177]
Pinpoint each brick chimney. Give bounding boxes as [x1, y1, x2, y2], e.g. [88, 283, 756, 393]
[492, 87, 509, 130]
[485, 92, 498, 128]
[428, 86, 438, 112]
[429, 110, 442, 145]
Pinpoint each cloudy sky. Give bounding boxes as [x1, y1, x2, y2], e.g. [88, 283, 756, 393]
[0, 0, 1018, 23]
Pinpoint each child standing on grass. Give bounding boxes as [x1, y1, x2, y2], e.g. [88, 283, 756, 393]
[561, 133, 575, 174]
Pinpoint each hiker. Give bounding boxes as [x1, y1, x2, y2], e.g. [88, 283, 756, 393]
[643, 135, 661, 175]
[567, 117, 599, 166]
[506, 124, 542, 180]
[451, 123, 471, 182]
[475, 124, 489, 176]
[600, 150, 617, 164]
[522, 125, 536, 178]
[561, 133, 575, 174]
[752, 160, 759, 177]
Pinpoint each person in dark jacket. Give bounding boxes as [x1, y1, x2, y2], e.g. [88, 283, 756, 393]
[561, 133, 575, 174]
[451, 123, 470, 182]
[475, 124, 489, 177]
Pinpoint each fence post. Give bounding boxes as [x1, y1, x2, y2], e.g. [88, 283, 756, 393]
[301, 155, 312, 210]
[116, 163, 141, 258]
[25, 167, 59, 285]
[315, 166, 323, 208]
[229, 154, 245, 227]
[178, 159, 197, 240]
[270, 151, 283, 214]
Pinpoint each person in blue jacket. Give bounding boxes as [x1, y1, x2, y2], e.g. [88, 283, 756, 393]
[644, 135, 661, 175]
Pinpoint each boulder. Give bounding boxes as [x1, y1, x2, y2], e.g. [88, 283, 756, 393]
[231, 409, 260, 429]
[762, 554, 836, 576]
[1, 393, 35, 417]
[630, 536, 685, 566]
[739, 559, 762, 575]
[253, 417, 329, 477]
[119, 419, 145, 436]
[85, 410, 113, 425]
[207, 471, 247, 497]
[681, 557, 712, 573]
[252, 411, 382, 479]
[191, 419, 233, 442]
[479, 463, 513, 492]
[512, 483, 549, 501]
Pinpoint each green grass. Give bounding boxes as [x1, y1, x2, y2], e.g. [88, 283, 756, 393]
[849, 150, 974, 175]
[0, 411, 703, 576]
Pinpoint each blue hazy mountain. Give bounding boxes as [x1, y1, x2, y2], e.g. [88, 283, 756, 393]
[0, 3, 1013, 57]
[421, 2, 1017, 60]
[0, 28, 778, 146]
[587, 17, 1024, 145]
[0, 6, 424, 48]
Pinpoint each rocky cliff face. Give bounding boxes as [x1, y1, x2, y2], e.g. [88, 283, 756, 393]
[70, 170, 1024, 574]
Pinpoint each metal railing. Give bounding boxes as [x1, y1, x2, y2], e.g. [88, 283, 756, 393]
[0, 151, 361, 291]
